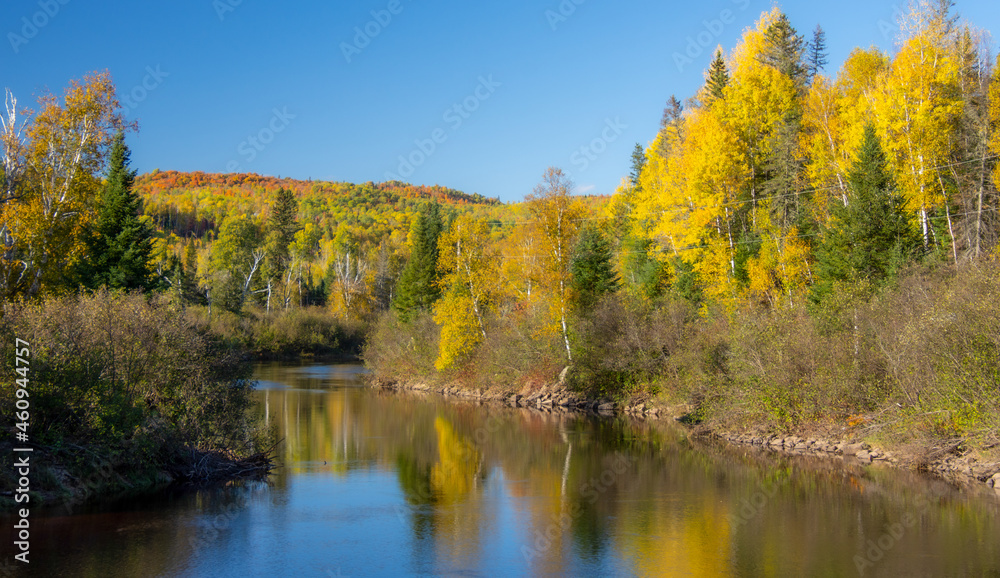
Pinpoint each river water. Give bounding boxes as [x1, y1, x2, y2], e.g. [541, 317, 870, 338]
[10, 362, 1000, 577]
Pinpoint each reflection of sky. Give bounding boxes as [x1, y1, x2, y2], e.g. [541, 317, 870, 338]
[13, 362, 1000, 577]
[255, 362, 370, 390]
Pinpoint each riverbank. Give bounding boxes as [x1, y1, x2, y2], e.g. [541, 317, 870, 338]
[372, 376, 1000, 495]
[0, 291, 276, 511]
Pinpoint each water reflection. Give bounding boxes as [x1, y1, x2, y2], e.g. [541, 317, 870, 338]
[9, 362, 1000, 577]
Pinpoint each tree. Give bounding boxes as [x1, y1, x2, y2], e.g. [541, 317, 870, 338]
[570, 226, 619, 311]
[393, 202, 443, 321]
[760, 11, 807, 87]
[0, 72, 129, 297]
[261, 188, 299, 311]
[433, 215, 502, 370]
[807, 25, 829, 80]
[629, 143, 646, 189]
[813, 125, 921, 299]
[210, 215, 264, 312]
[77, 132, 156, 291]
[180, 239, 205, 305]
[705, 48, 730, 102]
[526, 167, 585, 361]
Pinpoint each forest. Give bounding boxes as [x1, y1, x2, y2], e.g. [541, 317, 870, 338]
[1, 0, 999, 502]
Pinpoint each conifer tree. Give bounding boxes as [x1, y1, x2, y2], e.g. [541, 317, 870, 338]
[78, 132, 156, 291]
[393, 202, 443, 321]
[807, 25, 829, 80]
[813, 125, 922, 300]
[629, 143, 646, 189]
[570, 226, 619, 311]
[705, 49, 730, 102]
[761, 13, 807, 86]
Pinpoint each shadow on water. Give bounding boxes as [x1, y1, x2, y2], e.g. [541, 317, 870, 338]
[7, 361, 1000, 577]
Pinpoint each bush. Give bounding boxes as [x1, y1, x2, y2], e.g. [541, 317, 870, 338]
[0, 290, 269, 468]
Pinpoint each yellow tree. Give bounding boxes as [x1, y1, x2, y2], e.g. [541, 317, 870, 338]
[991, 55, 1000, 214]
[0, 71, 128, 297]
[802, 48, 890, 222]
[526, 167, 585, 361]
[878, 1, 964, 250]
[433, 215, 502, 370]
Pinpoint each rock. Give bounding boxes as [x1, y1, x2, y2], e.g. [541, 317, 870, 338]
[794, 442, 809, 450]
[991, 473, 1000, 487]
[855, 450, 872, 462]
[842, 443, 865, 456]
[598, 402, 615, 412]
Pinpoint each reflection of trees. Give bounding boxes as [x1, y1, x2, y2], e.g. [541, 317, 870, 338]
[251, 364, 1000, 577]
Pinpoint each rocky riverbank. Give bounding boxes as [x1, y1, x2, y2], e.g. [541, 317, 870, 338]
[372, 377, 1000, 496]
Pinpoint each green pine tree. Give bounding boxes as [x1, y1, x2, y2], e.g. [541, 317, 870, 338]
[629, 143, 646, 189]
[807, 25, 828, 80]
[812, 125, 922, 301]
[78, 132, 156, 291]
[570, 226, 620, 311]
[761, 13, 807, 86]
[705, 49, 730, 102]
[261, 188, 299, 310]
[392, 202, 444, 321]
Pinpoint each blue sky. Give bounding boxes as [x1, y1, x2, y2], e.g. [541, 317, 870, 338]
[4, 0, 999, 202]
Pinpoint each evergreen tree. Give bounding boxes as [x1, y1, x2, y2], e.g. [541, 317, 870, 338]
[760, 13, 807, 86]
[392, 202, 444, 321]
[78, 132, 156, 291]
[660, 95, 684, 132]
[657, 95, 684, 158]
[570, 226, 619, 311]
[807, 25, 829, 80]
[812, 125, 922, 301]
[629, 143, 646, 189]
[705, 48, 730, 102]
[261, 188, 299, 310]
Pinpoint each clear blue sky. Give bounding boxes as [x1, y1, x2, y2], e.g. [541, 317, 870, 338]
[4, 0, 999, 202]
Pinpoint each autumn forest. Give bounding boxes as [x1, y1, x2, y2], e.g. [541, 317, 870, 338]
[2, 1, 1000, 504]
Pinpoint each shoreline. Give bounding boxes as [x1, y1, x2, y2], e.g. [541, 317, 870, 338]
[372, 377, 1000, 495]
[0, 441, 275, 512]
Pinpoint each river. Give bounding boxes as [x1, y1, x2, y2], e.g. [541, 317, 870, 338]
[11, 361, 1000, 577]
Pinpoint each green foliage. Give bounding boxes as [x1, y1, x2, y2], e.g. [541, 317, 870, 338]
[807, 24, 828, 80]
[813, 125, 922, 301]
[0, 291, 268, 464]
[705, 49, 730, 102]
[570, 226, 620, 311]
[210, 215, 264, 312]
[76, 133, 156, 291]
[622, 235, 667, 300]
[393, 202, 444, 321]
[760, 12, 807, 85]
[629, 143, 646, 189]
